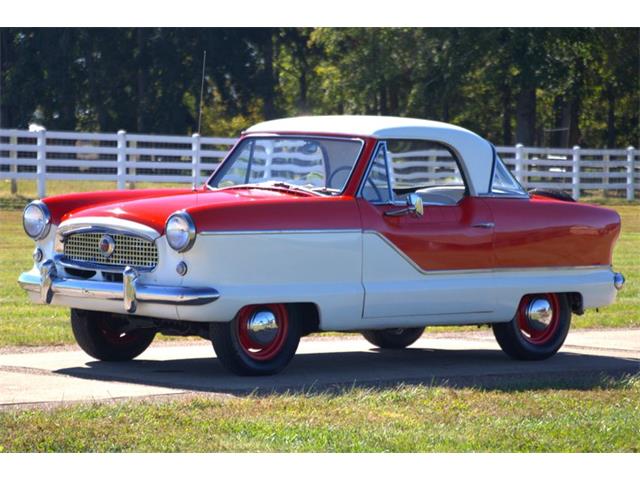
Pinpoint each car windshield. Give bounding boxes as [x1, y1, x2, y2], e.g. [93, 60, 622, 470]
[208, 136, 363, 194]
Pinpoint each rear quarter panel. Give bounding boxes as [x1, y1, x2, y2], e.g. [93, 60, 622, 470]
[485, 196, 621, 268]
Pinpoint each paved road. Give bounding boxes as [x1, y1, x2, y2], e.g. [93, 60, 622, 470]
[0, 329, 638, 407]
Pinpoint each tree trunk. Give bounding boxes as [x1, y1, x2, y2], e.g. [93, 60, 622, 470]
[136, 28, 147, 132]
[568, 98, 581, 147]
[379, 86, 388, 115]
[57, 29, 76, 130]
[501, 82, 512, 145]
[262, 31, 276, 120]
[298, 65, 307, 112]
[606, 84, 616, 148]
[515, 87, 536, 146]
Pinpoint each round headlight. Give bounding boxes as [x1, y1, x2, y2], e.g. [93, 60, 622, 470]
[165, 211, 196, 252]
[23, 201, 51, 240]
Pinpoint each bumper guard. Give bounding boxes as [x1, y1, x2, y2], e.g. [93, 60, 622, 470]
[19, 260, 220, 313]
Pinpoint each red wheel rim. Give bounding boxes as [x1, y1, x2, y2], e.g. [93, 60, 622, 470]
[516, 293, 560, 345]
[236, 304, 288, 361]
[97, 319, 143, 346]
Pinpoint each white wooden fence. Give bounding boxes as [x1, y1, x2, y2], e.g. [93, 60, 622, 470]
[1, 128, 638, 200]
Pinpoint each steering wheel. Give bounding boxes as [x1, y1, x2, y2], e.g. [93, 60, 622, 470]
[328, 166, 384, 201]
[366, 178, 384, 202]
[327, 166, 352, 189]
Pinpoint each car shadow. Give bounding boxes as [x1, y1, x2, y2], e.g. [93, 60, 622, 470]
[54, 346, 640, 396]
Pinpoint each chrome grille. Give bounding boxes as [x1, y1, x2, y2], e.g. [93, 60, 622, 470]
[63, 232, 158, 269]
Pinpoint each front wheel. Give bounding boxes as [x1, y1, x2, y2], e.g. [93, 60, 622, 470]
[362, 327, 425, 349]
[70, 309, 156, 361]
[492, 293, 571, 360]
[210, 304, 301, 376]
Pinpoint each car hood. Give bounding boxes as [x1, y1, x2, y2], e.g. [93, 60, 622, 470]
[62, 188, 308, 233]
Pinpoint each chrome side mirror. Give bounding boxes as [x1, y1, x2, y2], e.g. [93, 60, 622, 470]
[384, 193, 424, 217]
[407, 193, 424, 216]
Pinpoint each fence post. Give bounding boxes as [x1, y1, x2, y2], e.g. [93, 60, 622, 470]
[514, 143, 524, 184]
[36, 129, 47, 198]
[128, 139, 137, 189]
[602, 152, 610, 198]
[627, 146, 636, 201]
[191, 133, 201, 188]
[572, 145, 581, 200]
[117, 130, 126, 190]
[9, 134, 17, 194]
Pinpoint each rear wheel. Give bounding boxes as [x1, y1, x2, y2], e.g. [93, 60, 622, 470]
[70, 308, 156, 361]
[210, 304, 301, 376]
[362, 327, 425, 349]
[492, 293, 571, 360]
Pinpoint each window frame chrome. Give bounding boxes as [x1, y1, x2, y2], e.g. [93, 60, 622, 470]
[357, 139, 472, 206]
[483, 144, 530, 199]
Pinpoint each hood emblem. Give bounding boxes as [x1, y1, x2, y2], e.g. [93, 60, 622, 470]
[98, 234, 116, 258]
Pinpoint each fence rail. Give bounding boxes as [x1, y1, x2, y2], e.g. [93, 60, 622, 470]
[1, 128, 638, 200]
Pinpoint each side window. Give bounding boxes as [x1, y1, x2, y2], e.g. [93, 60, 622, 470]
[386, 139, 467, 205]
[491, 155, 527, 196]
[361, 144, 392, 203]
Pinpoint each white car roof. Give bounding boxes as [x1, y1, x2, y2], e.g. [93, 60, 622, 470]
[246, 115, 494, 195]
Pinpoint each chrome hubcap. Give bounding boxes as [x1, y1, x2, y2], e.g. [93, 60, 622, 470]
[525, 298, 553, 331]
[246, 309, 279, 346]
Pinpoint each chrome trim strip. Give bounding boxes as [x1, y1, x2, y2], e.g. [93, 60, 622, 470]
[364, 230, 611, 276]
[18, 270, 220, 307]
[199, 229, 362, 236]
[58, 217, 160, 241]
[477, 193, 530, 199]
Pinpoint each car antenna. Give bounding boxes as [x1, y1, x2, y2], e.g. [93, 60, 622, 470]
[194, 50, 207, 191]
[197, 50, 207, 136]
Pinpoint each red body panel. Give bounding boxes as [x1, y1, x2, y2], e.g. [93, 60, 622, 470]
[484, 196, 620, 268]
[44, 189, 193, 226]
[56, 187, 362, 233]
[40, 132, 620, 271]
[189, 191, 361, 232]
[358, 197, 496, 270]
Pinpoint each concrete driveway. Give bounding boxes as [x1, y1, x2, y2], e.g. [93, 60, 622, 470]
[0, 328, 638, 407]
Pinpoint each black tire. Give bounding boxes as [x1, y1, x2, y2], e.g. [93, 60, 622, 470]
[492, 293, 571, 361]
[528, 188, 576, 202]
[362, 327, 425, 349]
[210, 304, 301, 376]
[70, 308, 156, 361]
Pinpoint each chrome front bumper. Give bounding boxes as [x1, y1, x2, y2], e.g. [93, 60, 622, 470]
[18, 260, 220, 314]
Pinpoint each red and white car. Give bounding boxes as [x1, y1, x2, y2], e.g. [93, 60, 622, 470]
[19, 116, 625, 375]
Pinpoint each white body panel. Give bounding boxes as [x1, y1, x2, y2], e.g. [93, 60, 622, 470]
[361, 231, 617, 327]
[30, 219, 619, 330]
[176, 231, 364, 329]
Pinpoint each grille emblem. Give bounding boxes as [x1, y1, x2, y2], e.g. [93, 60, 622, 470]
[98, 234, 116, 258]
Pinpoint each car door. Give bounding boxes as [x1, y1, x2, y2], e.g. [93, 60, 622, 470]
[357, 139, 497, 328]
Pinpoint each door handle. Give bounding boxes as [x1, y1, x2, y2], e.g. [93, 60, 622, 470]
[472, 222, 495, 228]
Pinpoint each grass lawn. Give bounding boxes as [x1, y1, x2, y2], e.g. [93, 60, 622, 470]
[1, 377, 638, 452]
[0, 187, 638, 347]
